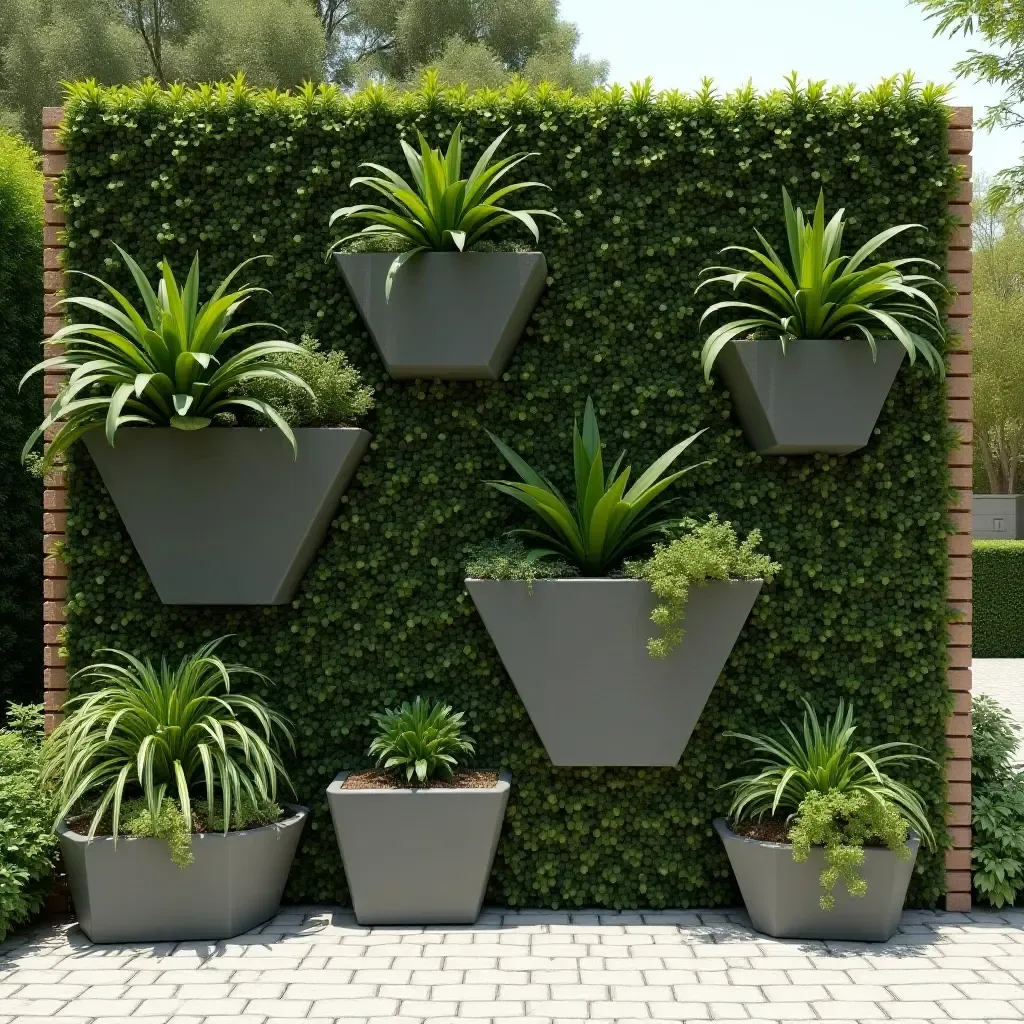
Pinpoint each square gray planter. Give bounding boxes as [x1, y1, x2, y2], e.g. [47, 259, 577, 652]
[466, 578, 763, 766]
[57, 805, 308, 943]
[714, 818, 920, 941]
[716, 338, 907, 455]
[327, 771, 511, 925]
[334, 251, 547, 380]
[84, 427, 370, 605]
[974, 494, 1024, 539]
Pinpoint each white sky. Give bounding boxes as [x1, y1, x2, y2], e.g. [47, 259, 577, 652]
[560, 0, 1022, 182]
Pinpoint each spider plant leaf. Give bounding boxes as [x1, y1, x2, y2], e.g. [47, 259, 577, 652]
[623, 429, 707, 503]
[846, 223, 924, 275]
[385, 247, 428, 302]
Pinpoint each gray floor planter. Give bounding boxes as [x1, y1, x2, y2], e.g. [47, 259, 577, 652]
[327, 771, 511, 925]
[714, 818, 919, 941]
[57, 805, 308, 943]
[974, 494, 1024, 539]
[334, 251, 546, 380]
[466, 578, 762, 766]
[84, 427, 370, 605]
[716, 338, 906, 455]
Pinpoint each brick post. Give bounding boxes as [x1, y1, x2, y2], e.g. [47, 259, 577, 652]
[945, 109, 973, 912]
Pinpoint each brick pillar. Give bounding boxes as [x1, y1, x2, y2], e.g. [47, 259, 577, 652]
[945, 108, 973, 912]
[41, 106, 68, 735]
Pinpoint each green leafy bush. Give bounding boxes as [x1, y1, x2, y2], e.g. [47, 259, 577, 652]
[626, 515, 780, 656]
[974, 540, 1024, 657]
[369, 696, 475, 782]
[0, 704, 56, 940]
[464, 538, 576, 584]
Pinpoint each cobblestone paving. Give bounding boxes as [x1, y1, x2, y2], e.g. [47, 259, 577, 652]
[4, 908, 1024, 1022]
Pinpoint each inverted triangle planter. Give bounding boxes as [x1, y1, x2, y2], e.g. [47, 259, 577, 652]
[85, 427, 370, 605]
[334, 251, 547, 380]
[465, 577, 762, 766]
[716, 338, 906, 455]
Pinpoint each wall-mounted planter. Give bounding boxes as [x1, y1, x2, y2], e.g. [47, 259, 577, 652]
[57, 805, 308, 943]
[334, 251, 547, 380]
[714, 818, 919, 941]
[466, 578, 762, 766]
[716, 338, 906, 455]
[84, 427, 370, 605]
[974, 494, 1024, 539]
[327, 771, 511, 925]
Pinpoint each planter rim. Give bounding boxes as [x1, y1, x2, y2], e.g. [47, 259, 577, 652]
[329, 770, 511, 797]
[728, 337, 898, 346]
[713, 816, 921, 852]
[465, 576, 765, 585]
[336, 250, 542, 258]
[56, 803, 310, 846]
[90, 426, 366, 437]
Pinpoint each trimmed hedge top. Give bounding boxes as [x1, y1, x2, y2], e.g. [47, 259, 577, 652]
[974, 540, 1024, 659]
[60, 77, 958, 908]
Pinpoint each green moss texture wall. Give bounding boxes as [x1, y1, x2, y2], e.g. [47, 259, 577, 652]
[59, 79, 958, 908]
[974, 540, 1024, 658]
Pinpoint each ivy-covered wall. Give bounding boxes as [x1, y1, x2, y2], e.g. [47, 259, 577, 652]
[59, 79, 958, 908]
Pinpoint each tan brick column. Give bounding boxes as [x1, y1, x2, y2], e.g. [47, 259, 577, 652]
[945, 108, 973, 912]
[41, 106, 68, 735]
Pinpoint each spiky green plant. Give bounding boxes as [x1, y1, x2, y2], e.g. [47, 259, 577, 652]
[21, 247, 312, 471]
[368, 697, 475, 783]
[485, 397, 709, 575]
[41, 638, 294, 858]
[696, 188, 947, 380]
[328, 123, 560, 298]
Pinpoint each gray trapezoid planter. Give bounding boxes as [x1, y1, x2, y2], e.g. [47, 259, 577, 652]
[714, 818, 920, 942]
[715, 338, 907, 455]
[465, 578, 763, 766]
[84, 427, 371, 605]
[327, 771, 511, 925]
[974, 494, 1024, 539]
[334, 251, 547, 380]
[57, 804, 308, 943]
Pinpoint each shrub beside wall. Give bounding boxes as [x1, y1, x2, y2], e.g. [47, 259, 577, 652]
[59, 80, 958, 909]
[0, 131, 42, 713]
[974, 540, 1024, 658]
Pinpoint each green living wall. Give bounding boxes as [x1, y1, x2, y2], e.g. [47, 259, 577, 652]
[0, 131, 42, 713]
[59, 78, 958, 908]
[974, 540, 1024, 658]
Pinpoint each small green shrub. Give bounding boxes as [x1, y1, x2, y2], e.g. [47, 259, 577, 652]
[625, 515, 779, 657]
[369, 696, 475, 782]
[464, 538, 576, 584]
[974, 541, 1024, 657]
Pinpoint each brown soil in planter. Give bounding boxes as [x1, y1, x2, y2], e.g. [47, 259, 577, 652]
[65, 807, 288, 837]
[731, 818, 793, 843]
[344, 769, 501, 790]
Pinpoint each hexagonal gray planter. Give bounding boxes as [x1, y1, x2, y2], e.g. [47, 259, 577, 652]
[715, 338, 907, 455]
[334, 251, 546, 379]
[84, 427, 370, 605]
[465, 578, 763, 766]
[57, 805, 308, 943]
[327, 771, 511, 925]
[714, 818, 920, 941]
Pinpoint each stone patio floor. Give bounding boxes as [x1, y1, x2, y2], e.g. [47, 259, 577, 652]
[3, 908, 1024, 1023]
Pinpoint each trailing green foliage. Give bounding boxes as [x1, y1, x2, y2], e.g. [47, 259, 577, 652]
[625, 516, 780, 657]
[59, 77, 956, 908]
[369, 697, 475, 782]
[0, 705, 56, 940]
[464, 538, 576, 584]
[790, 789, 912, 910]
[974, 540, 1024, 657]
[0, 131, 41, 712]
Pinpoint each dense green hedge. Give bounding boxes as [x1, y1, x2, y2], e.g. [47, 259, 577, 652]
[59, 78, 958, 908]
[974, 540, 1024, 658]
[0, 132, 42, 714]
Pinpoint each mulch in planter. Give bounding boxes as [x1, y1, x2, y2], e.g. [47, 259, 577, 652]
[343, 769, 501, 790]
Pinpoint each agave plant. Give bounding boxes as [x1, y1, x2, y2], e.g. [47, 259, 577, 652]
[368, 697, 475, 783]
[696, 188, 947, 381]
[41, 638, 294, 847]
[486, 397, 709, 576]
[21, 247, 312, 472]
[328, 123, 560, 298]
[723, 698, 935, 847]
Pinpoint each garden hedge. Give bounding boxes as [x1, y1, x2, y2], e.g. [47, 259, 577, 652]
[974, 540, 1024, 658]
[0, 131, 42, 714]
[59, 77, 959, 908]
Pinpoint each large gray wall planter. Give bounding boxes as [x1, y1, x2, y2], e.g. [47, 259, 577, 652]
[85, 427, 370, 605]
[714, 818, 919, 941]
[57, 805, 308, 943]
[974, 494, 1024, 539]
[466, 578, 762, 766]
[334, 251, 546, 380]
[327, 771, 511, 925]
[716, 338, 906, 455]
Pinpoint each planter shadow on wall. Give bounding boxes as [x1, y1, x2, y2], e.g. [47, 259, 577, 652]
[716, 338, 906, 455]
[466, 578, 762, 766]
[57, 805, 308, 943]
[85, 427, 370, 605]
[714, 818, 919, 941]
[327, 771, 511, 925]
[334, 251, 547, 380]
